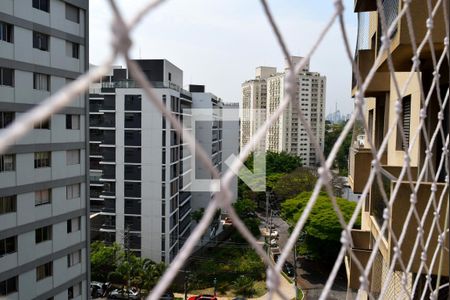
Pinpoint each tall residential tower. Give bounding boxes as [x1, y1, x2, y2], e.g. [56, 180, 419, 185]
[0, 0, 89, 299]
[241, 57, 326, 166]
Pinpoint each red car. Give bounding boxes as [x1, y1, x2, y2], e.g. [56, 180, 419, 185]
[188, 295, 217, 300]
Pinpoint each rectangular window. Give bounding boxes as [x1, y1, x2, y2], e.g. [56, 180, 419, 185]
[0, 195, 16, 214]
[66, 115, 80, 129]
[35, 225, 52, 243]
[67, 217, 81, 233]
[0, 22, 13, 43]
[0, 154, 15, 172]
[66, 183, 80, 199]
[0, 276, 18, 296]
[66, 41, 79, 59]
[67, 250, 81, 267]
[66, 149, 80, 165]
[0, 112, 14, 128]
[0, 236, 17, 257]
[396, 95, 411, 151]
[36, 262, 52, 281]
[35, 189, 51, 206]
[0, 68, 14, 86]
[68, 282, 81, 299]
[34, 118, 50, 129]
[33, 73, 50, 91]
[34, 151, 51, 168]
[32, 32, 49, 51]
[65, 3, 80, 23]
[33, 0, 49, 12]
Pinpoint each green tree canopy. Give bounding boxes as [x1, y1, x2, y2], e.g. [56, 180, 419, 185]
[272, 168, 317, 200]
[281, 192, 360, 262]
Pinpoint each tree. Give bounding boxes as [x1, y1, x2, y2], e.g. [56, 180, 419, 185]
[281, 192, 360, 262]
[231, 199, 261, 241]
[272, 168, 317, 201]
[191, 208, 205, 223]
[90, 241, 122, 282]
[324, 122, 352, 175]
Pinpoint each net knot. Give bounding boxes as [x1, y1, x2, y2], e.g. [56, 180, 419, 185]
[266, 268, 280, 291]
[318, 167, 331, 183]
[420, 108, 427, 119]
[340, 230, 349, 246]
[411, 55, 421, 67]
[410, 193, 417, 204]
[417, 226, 424, 236]
[371, 159, 380, 170]
[333, 0, 344, 13]
[426, 18, 434, 30]
[420, 251, 427, 262]
[111, 18, 132, 55]
[438, 111, 444, 121]
[438, 233, 445, 246]
[403, 154, 411, 164]
[383, 208, 389, 220]
[430, 182, 437, 192]
[393, 246, 401, 256]
[395, 101, 403, 114]
[444, 37, 449, 46]
[359, 275, 368, 291]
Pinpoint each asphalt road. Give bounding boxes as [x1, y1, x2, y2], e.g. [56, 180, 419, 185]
[259, 213, 355, 300]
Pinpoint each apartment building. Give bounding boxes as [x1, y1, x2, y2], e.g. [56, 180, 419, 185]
[347, 0, 449, 298]
[240, 67, 275, 151]
[0, 1, 89, 299]
[89, 59, 193, 264]
[222, 102, 240, 202]
[240, 57, 326, 166]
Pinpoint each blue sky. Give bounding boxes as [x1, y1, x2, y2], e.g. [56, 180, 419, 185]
[89, 0, 357, 114]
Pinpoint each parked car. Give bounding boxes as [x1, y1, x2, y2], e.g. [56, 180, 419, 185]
[188, 295, 217, 300]
[108, 288, 140, 299]
[283, 261, 295, 277]
[90, 281, 104, 298]
[160, 292, 175, 300]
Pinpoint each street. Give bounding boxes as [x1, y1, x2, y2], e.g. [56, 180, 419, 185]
[259, 213, 355, 300]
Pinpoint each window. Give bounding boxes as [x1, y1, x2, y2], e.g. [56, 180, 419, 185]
[35, 189, 51, 206]
[0, 154, 15, 172]
[34, 151, 51, 168]
[66, 114, 80, 129]
[33, 73, 50, 91]
[396, 95, 411, 151]
[0, 112, 14, 128]
[0, 236, 16, 257]
[0, 68, 14, 86]
[33, 0, 49, 12]
[65, 3, 80, 23]
[66, 149, 80, 165]
[68, 282, 81, 299]
[67, 217, 81, 233]
[66, 183, 80, 199]
[0, 195, 16, 214]
[66, 41, 79, 59]
[32, 32, 49, 51]
[0, 276, 18, 296]
[0, 22, 13, 43]
[36, 262, 52, 281]
[67, 250, 81, 267]
[35, 225, 52, 243]
[34, 118, 50, 129]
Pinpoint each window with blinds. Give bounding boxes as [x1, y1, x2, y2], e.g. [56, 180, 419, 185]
[396, 95, 411, 151]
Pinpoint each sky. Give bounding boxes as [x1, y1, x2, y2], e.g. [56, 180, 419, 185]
[89, 0, 357, 115]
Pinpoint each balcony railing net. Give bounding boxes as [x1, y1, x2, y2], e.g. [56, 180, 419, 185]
[0, 0, 448, 299]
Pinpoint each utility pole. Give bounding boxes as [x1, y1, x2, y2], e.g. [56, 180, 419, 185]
[293, 238, 298, 300]
[213, 277, 217, 297]
[124, 226, 131, 300]
[183, 270, 191, 300]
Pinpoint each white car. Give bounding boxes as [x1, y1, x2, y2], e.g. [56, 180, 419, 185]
[108, 288, 140, 299]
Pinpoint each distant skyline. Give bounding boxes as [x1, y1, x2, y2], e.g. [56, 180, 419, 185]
[89, 0, 357, 114]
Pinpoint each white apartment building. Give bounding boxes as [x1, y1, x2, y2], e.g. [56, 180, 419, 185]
[240, 67, 276, 151]
[241, 56, 326, 166]
[89, 60, 193, 264]
[0, 1, 89, 299]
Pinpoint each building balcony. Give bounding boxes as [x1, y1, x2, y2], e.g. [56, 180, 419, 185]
[348, 147, 372, 193]
[346, 229, 372, 290]
[369, 166, 448, 275]
[352, 49, 390, 97]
